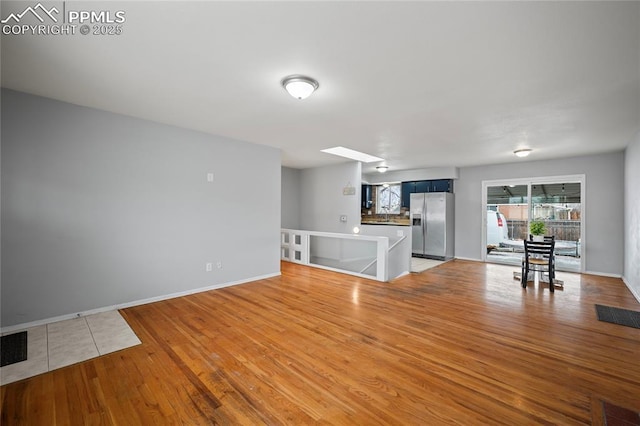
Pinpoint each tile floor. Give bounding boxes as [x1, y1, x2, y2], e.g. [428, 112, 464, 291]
[1, 310, 141, 385]
[410, 256, 446, 273]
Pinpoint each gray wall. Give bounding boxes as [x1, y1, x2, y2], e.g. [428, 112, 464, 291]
[455, 151, 625, 275]
[1, 89, 281, 327]
[281, 167, 301, 229]
[624, 132, 640, 300]
[300, 162, 362, 233]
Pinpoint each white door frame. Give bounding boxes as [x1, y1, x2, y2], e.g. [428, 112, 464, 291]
[481, 174, 586, 273]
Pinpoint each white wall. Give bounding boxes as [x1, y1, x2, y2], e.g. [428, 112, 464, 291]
[1, 89, 281, 327]
[281, 167, 301, 229]
[300, 162, 362, 233]
[455, 152, 625, 276]
[624, 131, 640, 301]
[360, 225, 412, 279]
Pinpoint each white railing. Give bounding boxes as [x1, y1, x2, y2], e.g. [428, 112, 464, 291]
[281, 229, 390, 281]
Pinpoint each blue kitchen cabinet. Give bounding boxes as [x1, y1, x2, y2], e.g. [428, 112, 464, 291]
[401, 182, 415, 208]
[432, 179, 452, 192]
[401, 179, 453, 207]
[362, 184, 373, 209]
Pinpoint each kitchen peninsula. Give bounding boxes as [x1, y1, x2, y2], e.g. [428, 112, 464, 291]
[361, 216, 410, 226]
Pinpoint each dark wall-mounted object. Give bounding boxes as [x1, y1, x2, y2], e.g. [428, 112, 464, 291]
[362, 184, 373, 209]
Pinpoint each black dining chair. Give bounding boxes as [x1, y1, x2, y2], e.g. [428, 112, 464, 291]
[528, 235, 556, 283]
[529, 234, 555, 242]
[521, 239, 556, 292]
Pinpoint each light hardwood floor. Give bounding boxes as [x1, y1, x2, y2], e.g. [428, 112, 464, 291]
[2, 260, 639, 424]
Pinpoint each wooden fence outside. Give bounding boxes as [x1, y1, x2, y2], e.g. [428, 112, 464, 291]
[507, 220, 581, 242]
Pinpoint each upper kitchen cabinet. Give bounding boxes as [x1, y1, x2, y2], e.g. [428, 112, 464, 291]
[432, 179, 452, 192]
[415, 181, 430, 193]
[401, 182, 415, 208]
[400, 179, 453, 207]
[362, 184, 373, 209]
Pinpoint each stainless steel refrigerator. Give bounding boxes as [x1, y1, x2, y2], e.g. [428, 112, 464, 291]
[410, 192, 454, 260]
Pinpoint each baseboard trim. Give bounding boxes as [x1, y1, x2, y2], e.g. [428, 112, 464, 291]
[392, 271, 411, 280]
[0, 272, 281, 334]
[622, 276, 640, 304]
[453, 256, 482, 262]
[583, 270, 622, 279]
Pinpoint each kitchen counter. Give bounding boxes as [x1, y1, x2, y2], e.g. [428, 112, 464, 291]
[361, 220, 410, 226]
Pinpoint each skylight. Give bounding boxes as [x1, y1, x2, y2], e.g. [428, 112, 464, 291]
[320, 146, 384, 163]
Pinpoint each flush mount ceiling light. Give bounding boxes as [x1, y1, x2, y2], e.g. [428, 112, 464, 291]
[321, 146, 384, 163]
[281, 75, 319, 100]
[514, 148, 532, 158]
[376, 166, 389, 173]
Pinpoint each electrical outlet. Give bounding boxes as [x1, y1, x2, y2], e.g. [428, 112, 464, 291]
[206, 263, 213, 272]
[216, 261, 222, 269]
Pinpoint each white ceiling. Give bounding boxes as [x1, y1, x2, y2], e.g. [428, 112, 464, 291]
[2, 1, 639, 174]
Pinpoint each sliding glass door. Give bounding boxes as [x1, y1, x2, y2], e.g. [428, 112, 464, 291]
[530, 181, 582, 272]
[485, 184, 529, 267]
[483, 176, 584, 272]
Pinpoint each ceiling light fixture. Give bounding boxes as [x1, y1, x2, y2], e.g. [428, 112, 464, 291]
[514, 148, 532, 158]
[281, 75, 319, 100]
[376, 166, 389, 173]
[321, 146, 384, 163]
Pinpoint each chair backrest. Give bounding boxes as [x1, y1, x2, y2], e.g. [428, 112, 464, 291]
[529, 234, 555, 242]
[524, 240, 555, 260]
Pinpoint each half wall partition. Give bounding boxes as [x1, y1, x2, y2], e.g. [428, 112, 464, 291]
[281, 229, 407, 282]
